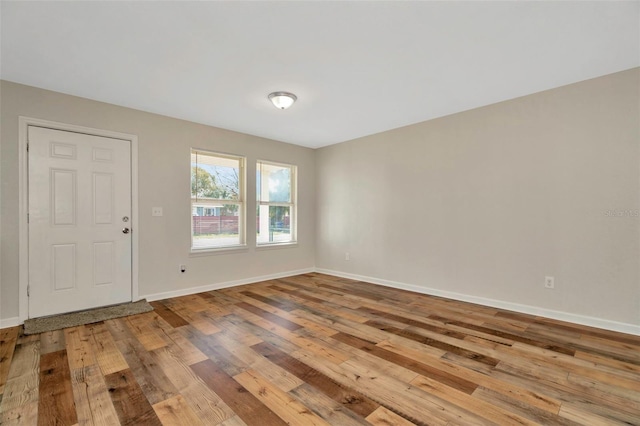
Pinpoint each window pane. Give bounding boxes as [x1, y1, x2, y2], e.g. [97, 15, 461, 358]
[257, 205, 291, 244]
[192, 203, 241, 248]
[191, 149, 244, 250]
[256, 160, 295, 246]
[191, 152, 240, 201]
[257, 162, 291, 202]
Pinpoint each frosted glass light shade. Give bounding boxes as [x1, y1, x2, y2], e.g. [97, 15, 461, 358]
[268, 92, 297, 110]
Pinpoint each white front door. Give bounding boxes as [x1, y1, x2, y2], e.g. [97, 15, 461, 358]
[28, 126, 132, 318]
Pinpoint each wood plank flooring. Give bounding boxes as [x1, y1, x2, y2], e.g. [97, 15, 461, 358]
[1, 273, 639, 425]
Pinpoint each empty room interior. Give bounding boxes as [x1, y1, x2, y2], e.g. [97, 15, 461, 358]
[1, 1, 639, 425]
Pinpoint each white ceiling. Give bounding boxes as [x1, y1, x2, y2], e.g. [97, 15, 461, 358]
[1, 1, 638, 149]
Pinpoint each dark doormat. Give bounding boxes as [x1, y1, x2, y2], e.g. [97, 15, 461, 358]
[23, 299, 154, 335]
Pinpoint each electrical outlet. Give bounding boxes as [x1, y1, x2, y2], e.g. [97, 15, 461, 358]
[544, 276, 555, 289]
[179, 264, 186, 273]
[345, 252, 350, 261]
[152, 207, 163, 217]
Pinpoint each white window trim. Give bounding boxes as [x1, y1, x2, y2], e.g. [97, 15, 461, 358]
[256, 159, 297, 246]
[255, 241, 298, 250]
[190, 148, 246, 253]
[189, 245, 250, 257]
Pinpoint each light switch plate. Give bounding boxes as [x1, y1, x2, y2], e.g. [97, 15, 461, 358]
[152, 207, 163, 217]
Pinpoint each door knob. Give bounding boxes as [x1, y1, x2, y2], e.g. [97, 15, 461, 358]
[122, 228, 130, 234]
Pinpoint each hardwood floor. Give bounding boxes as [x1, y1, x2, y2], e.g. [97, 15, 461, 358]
[1, 273, 639, 425]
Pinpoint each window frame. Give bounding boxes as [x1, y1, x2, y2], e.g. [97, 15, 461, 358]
[190, 148, 246, 253]
[256, 159, 297, 246]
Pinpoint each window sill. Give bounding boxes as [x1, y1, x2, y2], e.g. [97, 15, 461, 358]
[256, 242, 298, 251]
[189, 245, 249, 257]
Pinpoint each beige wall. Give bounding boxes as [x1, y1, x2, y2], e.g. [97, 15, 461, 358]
[2, 69, 639, 329]
[1, 81, 316, 321]
[316, 68, 640, 326]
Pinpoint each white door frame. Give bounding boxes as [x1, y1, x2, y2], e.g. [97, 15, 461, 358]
[18, 116, 139, 322]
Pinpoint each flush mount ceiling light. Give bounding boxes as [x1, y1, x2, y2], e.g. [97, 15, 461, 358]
[268, 91, 297, 110]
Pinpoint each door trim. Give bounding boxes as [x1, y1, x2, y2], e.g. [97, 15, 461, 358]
[18, 116, 139, 322]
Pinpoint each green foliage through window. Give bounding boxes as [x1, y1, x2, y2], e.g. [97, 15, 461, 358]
[191, 150, 244, 249]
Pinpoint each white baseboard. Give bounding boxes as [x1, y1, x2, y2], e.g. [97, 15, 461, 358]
[0, 317, 21, 329]
[4, 266, 637, 337]
[0, 268, 315, 329]
[143, 268, 316, 302]
[315, 268, 640, 337]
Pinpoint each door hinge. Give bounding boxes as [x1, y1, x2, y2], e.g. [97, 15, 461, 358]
[27, 213, 30, 223]
[27, 285, 30, 297]
[26, 143, 29, 152]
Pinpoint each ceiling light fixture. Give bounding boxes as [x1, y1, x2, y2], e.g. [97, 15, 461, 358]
[268, 91, 297, 110]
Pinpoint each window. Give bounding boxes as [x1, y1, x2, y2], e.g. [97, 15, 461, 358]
[191, 149, 245, 250]
[257, 160, 296, 245]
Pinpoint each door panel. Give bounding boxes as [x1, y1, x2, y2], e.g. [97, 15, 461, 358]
[51, 169, 77, 225]
[93, 241, 115, 286]
[93, 173, 114, 224]
[28, 126, 132, 318]
[52, 244, 76, 291]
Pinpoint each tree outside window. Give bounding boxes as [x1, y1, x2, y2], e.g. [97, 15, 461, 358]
[191, 150, 245, 250]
